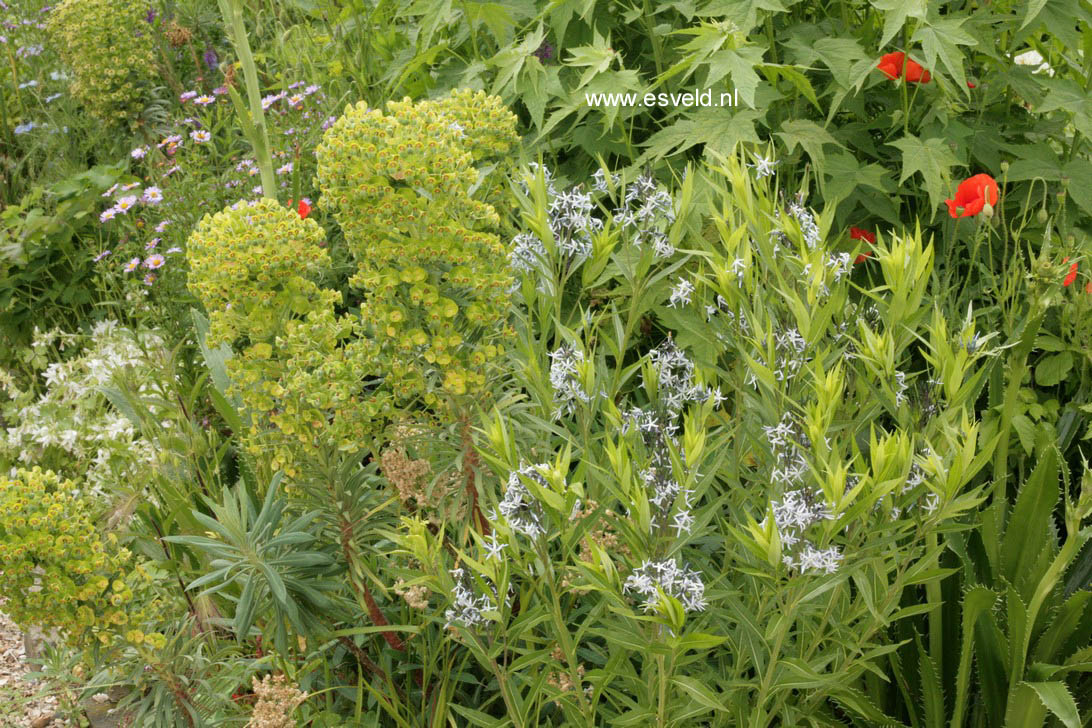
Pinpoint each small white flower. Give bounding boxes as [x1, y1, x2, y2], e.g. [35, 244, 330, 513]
[668, 277, 695, 308]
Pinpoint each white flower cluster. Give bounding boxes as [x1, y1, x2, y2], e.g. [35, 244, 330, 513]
[622, 340, 723, 536]
[548, 343, 592, 419]
[788, 200, 821, 250]
[612, 172, 675, 257]
[509, 232, 547, 278]
[646, 338, 721, 415]
[623, 558, 707, 613]
[499, 463, 550, 539]
[761, 413, 843, 575]
[667, 276, 695, 308]
[444, 568, 496, 629]
[749, 327, 811, 386]
[2, 322, 165, 499]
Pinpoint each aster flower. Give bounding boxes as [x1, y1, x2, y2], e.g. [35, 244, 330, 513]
[99, 208, 119, 223]
[143, 273, 156, 285]
[194, 95, 215, 106]
[288, 94, 304, 107]
[124, 257, 141, 273]
[142, 187, 163, 204]
[114, 196, 138, 213]
[165, 247, 182, 254]
[130, 146, 148, 159]
[144, 254, 165, 269]
[203, 46, 218, 69]
[179, 90, 197, 102]
[145, 237, 160, 249]
[154, 220, 170, 233]
[190, 129, 211, 143]
[276, 162, 293, 175]
[121, 182, 142, 192]
[93, 250, 111, 262]
[304, 84, 320, 95]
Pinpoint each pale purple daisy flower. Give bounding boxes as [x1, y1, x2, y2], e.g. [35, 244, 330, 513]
[144, 254, 165, 269]
[115, 196, 138, 213]
[194, 95, 215, 106]
[142, 187, 163, 204]
[155, 220, 170, 233]
[124, 257, 141, 273]
[131, 146, 148, 159]
[190, 129, 211, 143]
[93, 250, 111, 262]
[100, 208, 118, 223]
[180, 90, 198, 102]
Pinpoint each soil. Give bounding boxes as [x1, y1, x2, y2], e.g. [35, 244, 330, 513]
[0, 610, 64, 727]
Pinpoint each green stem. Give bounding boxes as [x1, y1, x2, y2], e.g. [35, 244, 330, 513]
[219, 0, 276, 197]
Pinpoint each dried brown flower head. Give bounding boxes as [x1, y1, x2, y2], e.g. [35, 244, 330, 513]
[165, 21, 192, 47]
[246, 673, 306, 728]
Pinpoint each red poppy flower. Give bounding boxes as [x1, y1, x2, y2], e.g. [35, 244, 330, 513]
[946, 174, 999, 218]
[877, 52, 932, 83]
[850, 226, 876, 244]
[967, 81, 977, 88]
[850, 227, 876, 263]
[1063, 259, 1078, 287]
[286, 198, 311, 219]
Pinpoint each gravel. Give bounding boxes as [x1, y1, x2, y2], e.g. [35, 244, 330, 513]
[0, 609, 64, 727]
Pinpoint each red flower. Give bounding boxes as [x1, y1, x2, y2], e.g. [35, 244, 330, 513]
[286, 198, 311, 219]
[850, 227, 876, 263]
[967, 81, 977, 88]
[877, 52, 932, 83]
[1063, 258, 1078, 287]
[850, 226, 876, 244]
[946, 174, 999, 218]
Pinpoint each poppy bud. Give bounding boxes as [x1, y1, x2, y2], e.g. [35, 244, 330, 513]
[1000, 161, 1009, 173]
[981, 203, 994, 219]
[1037, 208, 1048, 223]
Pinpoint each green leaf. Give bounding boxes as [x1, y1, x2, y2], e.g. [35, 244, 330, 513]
[952, 586, 997, 727]
[1001, 447, 1059, 593]
[1022, 681, 1081, 728]
[637, 108, 761, 164]
[1063, 159, 1092, 218]
[821, 151, 891, 205]
[671, 676, 729, 711]
[759, 63, 821, 112]
[869, 0, 928, 49]
[1020, 0, 1050, 30]
[1035, 351, 1074, 387]
[776, 119, 843, 173]
[912, 17, 976, 91]
[706, 46, 765, 108]
[888, 134, 963, 219]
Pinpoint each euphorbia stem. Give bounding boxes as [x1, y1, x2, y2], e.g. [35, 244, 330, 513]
[219, 0, 276, 197]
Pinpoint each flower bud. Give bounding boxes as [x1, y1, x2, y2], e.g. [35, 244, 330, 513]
[1000, 161, 1010, 173]
[1037, 208, 1048, 224]
[981, 202, 994, 219]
